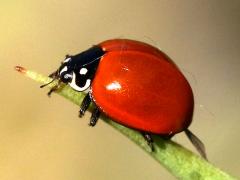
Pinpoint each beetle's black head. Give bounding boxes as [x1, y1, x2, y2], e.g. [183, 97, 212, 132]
[57, 54, 101, 92]
[57, 55, 74, 84]
[40, 55, 74, 91]
[41, 46, 104, 93]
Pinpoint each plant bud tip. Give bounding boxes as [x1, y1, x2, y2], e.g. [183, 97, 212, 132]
[15, 66, 26, 73]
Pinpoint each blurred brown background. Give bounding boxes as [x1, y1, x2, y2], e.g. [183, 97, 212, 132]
[1, 0, 240, 179]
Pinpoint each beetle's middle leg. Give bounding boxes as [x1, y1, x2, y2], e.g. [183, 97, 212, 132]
[79, 92, 101, 127]
[79, 92, 92, 117]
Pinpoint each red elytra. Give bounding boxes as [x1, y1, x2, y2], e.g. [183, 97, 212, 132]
[92, 39, 193, 135]
[43, 39, 206, 159]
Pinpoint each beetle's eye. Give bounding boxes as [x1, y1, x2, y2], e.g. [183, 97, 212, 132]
[61, 73, 73, 83]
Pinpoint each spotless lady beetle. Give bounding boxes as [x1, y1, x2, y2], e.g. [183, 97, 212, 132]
[41, 39, 206, 159]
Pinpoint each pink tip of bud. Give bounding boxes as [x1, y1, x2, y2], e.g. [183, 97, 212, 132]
[15, 66, 27, 74]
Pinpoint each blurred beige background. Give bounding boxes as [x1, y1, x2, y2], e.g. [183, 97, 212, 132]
[1, 0, 240, 179]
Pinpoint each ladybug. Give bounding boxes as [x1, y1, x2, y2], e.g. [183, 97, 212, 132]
[41, 39, 206, 159]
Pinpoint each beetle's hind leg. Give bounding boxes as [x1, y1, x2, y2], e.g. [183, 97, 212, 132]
[79, 92, 92, 117]
[161, 134, 173, 140]
[185, 129, 207, 160]
[142, 132, 154, 151]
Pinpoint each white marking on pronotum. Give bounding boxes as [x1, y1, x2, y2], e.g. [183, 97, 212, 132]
[80, 68, 88, 75]
[106, 81, 121, 90]
[59, 66, 68, 75]
[69, 72, 91, 91]
[63, 57, 71, 63]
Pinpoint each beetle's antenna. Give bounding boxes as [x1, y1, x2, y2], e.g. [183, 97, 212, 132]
[185, 129, 207, 160]
[40, 78, 56, 88]
[40, 77, 61, 97]
[40, 69, 59, 88]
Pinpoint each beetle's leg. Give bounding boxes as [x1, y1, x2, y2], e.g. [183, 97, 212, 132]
[142, 132, 154, 151]
[40, 71, 59, 92]
[79, 92, 92, 117]
[89, 106, 101, 127]
[185, 129, 207, 160]
[161, 134, 173, 140]
[47, 81, 61, 97]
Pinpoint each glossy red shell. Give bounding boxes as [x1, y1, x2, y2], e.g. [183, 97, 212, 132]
[91, 39, 194, 135]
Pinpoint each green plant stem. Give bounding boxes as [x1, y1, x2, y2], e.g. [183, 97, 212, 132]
[15, 66, 237, 180]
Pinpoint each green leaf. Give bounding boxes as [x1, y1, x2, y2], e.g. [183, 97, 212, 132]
[15, 66, 237, 180]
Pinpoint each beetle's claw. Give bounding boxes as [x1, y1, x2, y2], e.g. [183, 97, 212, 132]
[47, 90, 53, 97]
[79, 110, 84, 118]
[88, 107, 101, 127]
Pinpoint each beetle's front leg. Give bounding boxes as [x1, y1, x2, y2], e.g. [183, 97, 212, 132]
[47, 82, 61, 96]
